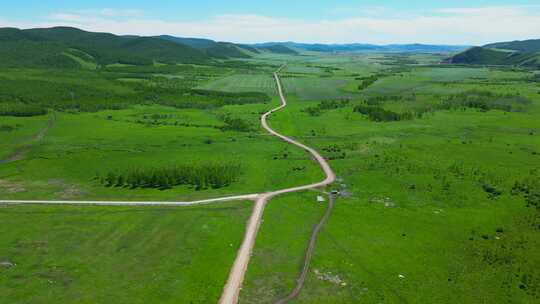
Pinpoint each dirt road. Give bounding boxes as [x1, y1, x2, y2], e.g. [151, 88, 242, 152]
[218, 67, 336, 304]
[0, 193, 260, 206]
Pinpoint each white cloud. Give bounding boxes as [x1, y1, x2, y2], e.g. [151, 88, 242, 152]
[1, 6, 539, 45]
[99, 8, 143, 17]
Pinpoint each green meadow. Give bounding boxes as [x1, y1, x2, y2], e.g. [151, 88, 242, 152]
[1, 50, 539, 303]
[238, 58, 540, 303]
[0, 201, 252, 304]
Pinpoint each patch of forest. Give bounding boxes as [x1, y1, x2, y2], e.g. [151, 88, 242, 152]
[98, 163, 242, 191]
[0, 76, 271, 116]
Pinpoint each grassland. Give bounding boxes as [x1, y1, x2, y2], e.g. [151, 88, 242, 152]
[238, 57, 540, 303]
[0, 104, 324, 201]
[197, 74, 277, 95]
[240, 192, 326, 303]
[0, 201, 252, 304]
[2, 50, 539, 303]
[0, 61, 326, 201]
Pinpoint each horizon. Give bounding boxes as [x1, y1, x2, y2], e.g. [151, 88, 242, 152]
[1, 1, 540, 45]
[2, 25, 478, 47]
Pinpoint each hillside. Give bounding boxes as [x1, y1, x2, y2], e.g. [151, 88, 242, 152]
[447, 47, 511, 65]
[0, 27, 211, 68]
[158, 35, 252, 59]
[258, 44, 299, 55]
[484, 39, 540, 53]
[448, 39, 540, 67]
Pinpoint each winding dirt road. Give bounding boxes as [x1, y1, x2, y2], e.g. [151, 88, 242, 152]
[218, 67, 336, 304]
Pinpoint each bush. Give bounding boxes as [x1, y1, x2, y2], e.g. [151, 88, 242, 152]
[512, 171, 540, 209]
[220, 115, 252, 132]
[482, 183, 503, 199]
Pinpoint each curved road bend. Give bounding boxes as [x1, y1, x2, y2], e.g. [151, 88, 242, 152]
[218, 67, 336, 304]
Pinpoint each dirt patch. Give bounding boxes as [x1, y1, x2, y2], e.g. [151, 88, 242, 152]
[313, 269, 347, 286]
[369, 196, 396, 207]
[0, 261, 15, 269]
[50, 180, 84, 199]
[57, 185, 83, 199]
[0, 179, 26, 193]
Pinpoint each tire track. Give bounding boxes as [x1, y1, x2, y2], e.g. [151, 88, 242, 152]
[0, 112, 55, 164]
[275, 193, 335, 304]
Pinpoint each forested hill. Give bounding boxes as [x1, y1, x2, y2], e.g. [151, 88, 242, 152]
[448, 39, 540, 68]
[157, 35, 257, 59]
[484, 39, 540, 53]
[0, 27, 217, 68]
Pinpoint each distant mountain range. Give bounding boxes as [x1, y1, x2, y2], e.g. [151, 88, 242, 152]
[448, 39, 540, 68]
[3, 26, 536, 70]
[251, 42, 468, 54]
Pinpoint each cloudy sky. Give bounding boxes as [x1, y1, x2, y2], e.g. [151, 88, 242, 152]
[1, 0, 539, 45]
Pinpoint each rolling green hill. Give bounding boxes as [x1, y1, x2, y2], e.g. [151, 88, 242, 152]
[258, 44, 299, 55]
[158, 35, 252, 59]
[448, 39, 540, 68]
[448, 47, 511, 65]
[0, 27, 212, 68]
[485, 39, 540, 53]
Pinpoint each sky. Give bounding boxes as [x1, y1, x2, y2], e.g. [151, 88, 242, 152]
[1, 0, 540, 45]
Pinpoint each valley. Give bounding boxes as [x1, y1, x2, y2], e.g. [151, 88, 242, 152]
[1, 26, 539, 304]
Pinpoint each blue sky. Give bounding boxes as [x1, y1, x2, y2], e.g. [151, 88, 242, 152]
[1, 1, 539, 44]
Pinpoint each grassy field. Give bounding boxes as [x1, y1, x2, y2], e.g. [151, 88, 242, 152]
[0, 103, 324, 201]
[197, 74, 277, 95]
[2, 52, 539, 303]
[240, 192, 326, 303]
[238, 59, 540, 303]
[0, 201, 252, 304]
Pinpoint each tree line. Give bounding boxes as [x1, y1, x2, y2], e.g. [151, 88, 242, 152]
[356, 75, 381, 91]
[0, 102, 48, 117]
[0, 75, 271, 116]
[353, 104, 422, 122]
[99, 163, 242, 191]
[303, 99, 350, 116]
